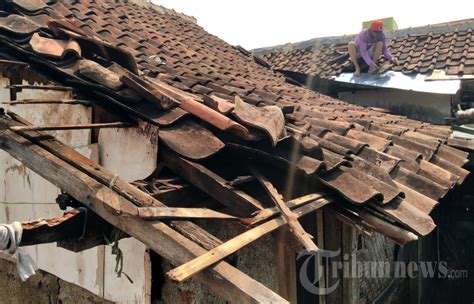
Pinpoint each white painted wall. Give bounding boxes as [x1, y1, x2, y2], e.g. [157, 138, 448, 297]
[98, 127, 158, 182]
[0, 83, 151, 303]
[338, 88, 452, 124]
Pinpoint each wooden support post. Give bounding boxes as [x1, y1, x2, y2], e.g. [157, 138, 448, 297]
[161, 150, 263, 216]
[10, 122, 133, 132]
[324, 210, 343, 304]
[252, 167, 319, 252]
[316, 210, 327, 304]
[0, 117, 287, 303]
[342, 225, 359, 304]
[276, 227, 297, 303]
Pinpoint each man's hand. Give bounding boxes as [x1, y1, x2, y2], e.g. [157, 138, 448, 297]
[368, 64, 379, 74]
[391, 58, 399, 65]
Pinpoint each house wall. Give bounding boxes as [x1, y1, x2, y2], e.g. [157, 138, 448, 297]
[0, 257, 111, 304]
[0, 75, 151, 303]
[338, 89, 452, 124]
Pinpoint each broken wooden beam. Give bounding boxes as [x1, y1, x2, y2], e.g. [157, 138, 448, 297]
[20, 210, 84, 246]
[251, 167, 319, 252]
[0, 115, 286, 303]
[137, 207, 237, 220]
[167, 195, 330, 282]
[161, 150, 263, 216]
[10, 122, 133, 132]
[19, 208, 122, 252]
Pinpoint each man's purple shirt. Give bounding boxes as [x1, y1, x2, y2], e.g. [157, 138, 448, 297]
[354, 28, 393, 67]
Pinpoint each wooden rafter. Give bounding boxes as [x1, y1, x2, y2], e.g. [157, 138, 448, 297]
[0, 113, 287, 303]
[161, 150, 264, 216]
[10, 122, 133, 132]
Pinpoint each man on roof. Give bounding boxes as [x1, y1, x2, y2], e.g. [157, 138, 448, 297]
[348, 20, 399, 77]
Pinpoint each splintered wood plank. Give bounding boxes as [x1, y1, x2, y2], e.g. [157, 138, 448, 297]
[161, 150, 263, 216]
[137, 207, 236, 220]
[242, 193, 327, 227]
[251, 167, 319, 252]
[10, 122, 132, 132]
[0, 116, 286, 304]
[167, 196, 329, 282]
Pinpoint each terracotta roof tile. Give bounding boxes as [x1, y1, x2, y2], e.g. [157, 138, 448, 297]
[264, 26, 474, 78]
[0, 0, 469, 237]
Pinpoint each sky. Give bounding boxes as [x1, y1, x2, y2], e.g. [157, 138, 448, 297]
[152, 0, 473, 50]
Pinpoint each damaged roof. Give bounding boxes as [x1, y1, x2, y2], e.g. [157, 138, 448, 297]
[0, 0, 471, 278]
[262, 19, 474, 78]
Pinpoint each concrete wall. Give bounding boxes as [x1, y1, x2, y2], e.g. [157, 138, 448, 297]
[338, 88, 452, 124]
[0, 257, 111, 304]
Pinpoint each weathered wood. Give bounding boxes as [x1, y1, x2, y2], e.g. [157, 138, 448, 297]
[161, 150, 263, 216]
[3, 99, 92, 106]
[316, 210, 327, 304]
[10, 122, 133, 132]
[252, 168, 319, 252]
[275, 228, 297, 303]
[167, 196, 329, 282]
[137, 206, 236, 220]
[342, 225, 359, 304]
[243, 193, 327, 227]
[3, 114, 227, 253]
[0, 118, 287, 303]
[324, 210, 343, 304]
[20, 211, 83, 246]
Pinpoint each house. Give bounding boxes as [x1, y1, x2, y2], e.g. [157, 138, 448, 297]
[0, 1, 471, 303]
[258, 19, 474, 126]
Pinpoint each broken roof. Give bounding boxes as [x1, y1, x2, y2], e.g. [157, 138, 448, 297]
[0, 0, 471, 300]
[261, 19, 474, 79]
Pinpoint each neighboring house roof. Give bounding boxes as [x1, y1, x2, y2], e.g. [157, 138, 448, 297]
[0, 1, 471, 298]
[261, 19, 474, 78]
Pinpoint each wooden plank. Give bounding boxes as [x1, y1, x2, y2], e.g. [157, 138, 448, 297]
[252, 168, 319, 252]
[167, 197, 329, 282]
[243, 193, 327, 227]
[137, 206, 236, 220]
[3, 99, 92, 106]
[10, 122, 132, 132]
[161, 150, 263, 216]
[0, 119, 287, 303]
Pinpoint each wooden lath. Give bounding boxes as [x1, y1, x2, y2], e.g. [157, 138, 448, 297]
[167, 194, 331, 282]
[10, 122, 133, 132]
[0, 112, 287, 304]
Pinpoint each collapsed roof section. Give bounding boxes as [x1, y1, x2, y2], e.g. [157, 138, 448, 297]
[0, 0, 471, 300]
[262, 20, 474, 79]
